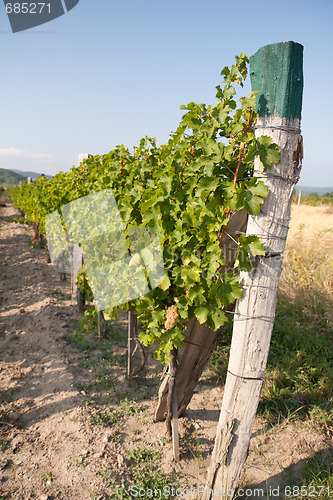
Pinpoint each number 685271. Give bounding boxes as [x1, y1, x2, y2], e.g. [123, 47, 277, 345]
[5, 3, 51, 14]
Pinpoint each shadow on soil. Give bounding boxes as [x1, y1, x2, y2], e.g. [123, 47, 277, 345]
[240, 447, 333, 499]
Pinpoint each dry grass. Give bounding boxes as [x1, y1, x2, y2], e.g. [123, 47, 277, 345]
[280, 203, 333, 324]
[251, 203, 333, 426]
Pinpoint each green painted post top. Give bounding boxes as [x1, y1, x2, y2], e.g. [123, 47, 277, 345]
[250, 41, 303, 121]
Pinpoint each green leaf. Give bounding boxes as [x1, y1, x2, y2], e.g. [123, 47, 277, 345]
[256, 135, 281, 171]
[223, 85, 236, 100]
[159, 274, 171, 291]
[195, 176, 220, 199]
[188, 285, 205, 305]
[194, 307, 209, 324]
[206, 309, 228, 330]
[235, 235, 265, 272]
[240, 234, 265, 256]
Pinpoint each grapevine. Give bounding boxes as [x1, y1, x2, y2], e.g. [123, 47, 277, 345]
[8, 53, 281, 362]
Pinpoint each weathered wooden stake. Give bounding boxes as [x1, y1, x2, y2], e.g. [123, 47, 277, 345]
[203, 41, 303, 498]
[127, 311, 134, 377]
[165, 348, 179, 460]
[98, 311, 103, 338]
[297, 189, 302, 213]
[172, 384, 180, 461]
[71, 243, 85, 313]
[127, 311, 139, 378]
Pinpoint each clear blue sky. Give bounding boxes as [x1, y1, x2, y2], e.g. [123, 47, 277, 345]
[1, 0, 332, 187]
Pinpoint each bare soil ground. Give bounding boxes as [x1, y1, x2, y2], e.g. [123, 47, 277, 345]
[0, 196, 332, 499]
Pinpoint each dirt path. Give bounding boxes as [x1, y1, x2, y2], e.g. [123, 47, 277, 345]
[1, 197, 332, 500]
[0, 200, 114, 497]
[0, 199, 219, 499]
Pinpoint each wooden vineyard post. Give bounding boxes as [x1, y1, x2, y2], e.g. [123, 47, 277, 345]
[71, 243, 85, 313]
[127, 311, 137, 378]
[203, 41, 303, 498]
[168, 350, 180, 462]
[172, 384, 180, 461]
[127, 311, 133, 377]
[69, 155, 89, 313]
[127, 312, 147, 378]
[297, 189, 302, 213]
[97, 311, 105, 338]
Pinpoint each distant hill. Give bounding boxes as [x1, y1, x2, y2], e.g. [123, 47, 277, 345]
[0, 168, 27, 185]
[11, 168, 52, 180]
[295, 186, 333, 196]
[0, 168, 52, 185]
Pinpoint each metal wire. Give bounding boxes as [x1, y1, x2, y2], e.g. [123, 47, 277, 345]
[254, 173, 300, 184]
[233, 313, 275, 322]
[240, 283, 280, 291]
[225, 310, 276, 321]
[230, 230, 288, 240]
[254, 124, 301, 134]
[227, 369, 263, 381]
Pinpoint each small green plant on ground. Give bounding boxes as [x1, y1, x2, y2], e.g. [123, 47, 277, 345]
[89, 408, 123, 429]
[97, 444, 181, 498]
[0, 437, 9, 452]
[40, 472, 52, 484]
[65, 331, 131, 400]
[50, 288, 70, 300]
[98, 469, 129, 499]
[287, 454, 333, 499]
[129, 465, 181, 499]
[126, 445, 161, 464]
[88, 398, 145, 434]
[65, 334, 100, 352]
[73, 458, 86, 468]
[8, 217, 30, 225]
[119, 397, 144, 417]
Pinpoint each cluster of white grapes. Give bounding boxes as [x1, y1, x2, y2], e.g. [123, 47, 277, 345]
[165, 305, 179, 330]
[129, 253, 141, 266]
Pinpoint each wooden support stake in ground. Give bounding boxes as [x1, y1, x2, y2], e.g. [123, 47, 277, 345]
[172, 384, 180, 461]
[71, 243, 85, 313]
[297, 189, 302, 213]
[98, 311, 105, 338]
[203, 41, 304, 498]
[167, 349, 180, 461]
[127, 311, 138, 378]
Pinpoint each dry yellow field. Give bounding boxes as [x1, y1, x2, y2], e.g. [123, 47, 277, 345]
[280, 202, 333, 321]
[287, 203, 333, 246]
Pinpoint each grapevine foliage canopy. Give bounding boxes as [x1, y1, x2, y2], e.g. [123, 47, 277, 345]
[9, 53, 280, 362]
